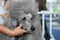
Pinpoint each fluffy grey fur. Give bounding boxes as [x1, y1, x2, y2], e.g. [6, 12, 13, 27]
[0, 0, 42, 40]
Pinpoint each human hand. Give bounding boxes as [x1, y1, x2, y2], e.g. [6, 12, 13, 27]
[13, 24, 28, 36]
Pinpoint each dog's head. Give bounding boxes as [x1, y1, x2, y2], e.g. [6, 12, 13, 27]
[18, 13, 35, 33]
[4, 0, 41, 33]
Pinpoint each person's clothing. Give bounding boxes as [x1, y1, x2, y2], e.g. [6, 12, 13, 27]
[0, 7, 6, 25]
[0, 0, 8, 25]
[0, 0, 5, 24]
[0, 0, 4, 7]
[0, 7, 6, 15]
[0, 16, 4, 24]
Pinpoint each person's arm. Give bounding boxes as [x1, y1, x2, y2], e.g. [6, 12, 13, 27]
[0, 0, 27, 37]
[0, 24, 14, 36]
[0, 24, 27, 36]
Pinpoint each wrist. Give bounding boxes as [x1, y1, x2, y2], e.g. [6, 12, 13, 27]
[11, 30, 17, 36]
[7, 30, 16, 37]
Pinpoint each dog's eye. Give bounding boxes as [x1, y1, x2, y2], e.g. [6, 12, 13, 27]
[22, 17, 26, 20]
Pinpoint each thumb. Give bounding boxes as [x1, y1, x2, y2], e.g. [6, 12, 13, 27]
[17, 24, 23, 29]
[19, 24, 23, 28]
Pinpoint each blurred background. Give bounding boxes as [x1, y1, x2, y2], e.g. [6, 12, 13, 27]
[39, 0, 60, 40]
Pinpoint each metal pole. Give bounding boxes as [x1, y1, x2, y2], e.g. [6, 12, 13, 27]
[42, 14, 45, 40]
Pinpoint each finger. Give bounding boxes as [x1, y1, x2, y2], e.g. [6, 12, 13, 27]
[22, 30, 28, 33]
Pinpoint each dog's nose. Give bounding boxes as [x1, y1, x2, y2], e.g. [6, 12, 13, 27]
[30, 25, 35, 31]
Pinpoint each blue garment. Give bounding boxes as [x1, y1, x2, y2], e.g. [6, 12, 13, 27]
[0, 7, 6, 15]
